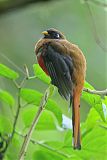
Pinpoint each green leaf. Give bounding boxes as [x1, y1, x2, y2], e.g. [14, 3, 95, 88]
[6, 135, 21, 160]
[81, 108, 102, 138]
[81, 126, 107, 160]
[46, 99, 62, 126]
[33, 64, 51, 84]
[0, 115, 12, 134]
[45, 141, 64, 150]
[62, 125, 107, 160]
[0, 63, 19, 80]
[82, 82, 105, 122]
[64, 129, 72, 147]
[46, 84, 55, 98]
[20, 88, 42, 105]
[20, 88, 62, 126]
[22, 106, 57, 130]
[84, 81, 94, 90]
[33, 150, 63, 160]
[0, 89, 15, 107]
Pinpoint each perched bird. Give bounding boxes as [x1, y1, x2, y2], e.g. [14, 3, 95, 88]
[35, 28, 86, 149]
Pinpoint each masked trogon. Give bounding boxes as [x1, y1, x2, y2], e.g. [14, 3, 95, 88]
[35, 28, 86, 150]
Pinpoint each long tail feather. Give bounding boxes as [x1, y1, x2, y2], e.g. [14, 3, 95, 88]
[72, 92, 81, 150]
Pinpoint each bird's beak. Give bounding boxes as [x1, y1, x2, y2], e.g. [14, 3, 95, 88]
[42, 31, 49, 36]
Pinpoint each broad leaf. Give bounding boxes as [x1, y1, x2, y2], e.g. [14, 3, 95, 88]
[33, 150, 63, 160]
[0, 115, 12, 134]
[45, 141, 64, 150]
[46, 99, 62, 126]
[20, 88, 42, 105]
[6, 135, 21, 160]
[83, 108, 101, 131]
[81, 126, 107, 160]
[0, 89, 15, 107]
[0, 63, 19, 80]
[82, 82, 105, 121]
[64, 129, 72, 147]
[22, 106, 57, 130]
[20, 88, 62, 126]
[62, 126, 107, 160]
[33, 64, 51, 84]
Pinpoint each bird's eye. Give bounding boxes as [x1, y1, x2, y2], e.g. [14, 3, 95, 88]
[56, 33, 60, 38]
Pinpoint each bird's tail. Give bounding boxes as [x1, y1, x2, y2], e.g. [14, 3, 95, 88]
[72, 92, 81, 150]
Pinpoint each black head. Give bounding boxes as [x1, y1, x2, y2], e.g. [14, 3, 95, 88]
[42, 28, 66, 39]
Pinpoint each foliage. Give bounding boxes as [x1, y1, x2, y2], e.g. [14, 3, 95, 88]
[0, 63, 107, 160]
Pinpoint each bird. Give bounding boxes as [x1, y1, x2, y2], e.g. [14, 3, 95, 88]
[35, 28, 86, 150]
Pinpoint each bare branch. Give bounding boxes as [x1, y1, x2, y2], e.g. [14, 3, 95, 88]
[19, 87, 50, 160]
[83, 88, 107, 96]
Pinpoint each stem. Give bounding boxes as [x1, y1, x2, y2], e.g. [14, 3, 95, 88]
[11, 88, 21, 139]
[19, 88, 50, 160]
[83, 88, 107, 96]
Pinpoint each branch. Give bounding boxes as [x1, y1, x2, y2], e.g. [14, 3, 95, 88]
[11, 88, 21, 139]
[19, 87, 50, 160]
[11, 65, 29, 139]
[83, 88, 107, 96]
[16, 131, 72, 158]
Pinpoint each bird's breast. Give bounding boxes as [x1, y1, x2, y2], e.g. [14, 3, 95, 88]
[37, 54, 49, 75]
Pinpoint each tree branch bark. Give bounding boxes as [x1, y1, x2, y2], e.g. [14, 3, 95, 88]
[83, 88, 107, 96]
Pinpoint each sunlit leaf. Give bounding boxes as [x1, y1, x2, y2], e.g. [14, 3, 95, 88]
[0, 89, 15, 107]
[0, 63, 19, 80]
[33, 150, 63, 160]
[64, 129, 72, 147]
[46, 99, 62, 126]
[82, 81, 105, 122]
[20, 88, 62, 125]
[33, 64, 51, 84]
[84, 81, 94, 90]
[81, 126, 107, 160]
[22, 106, 57, 130]
[20, 88, 42, 105]
[62, 126, 107, 160]
[0, 115, 12, 134]
[83, 108, 101, 131]
[6, 135, 21, 159]
[45, 141, 64, 150]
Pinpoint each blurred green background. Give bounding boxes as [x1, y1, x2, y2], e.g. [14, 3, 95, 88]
[0, 0, 106, 127]
[0, 0, 107, 159]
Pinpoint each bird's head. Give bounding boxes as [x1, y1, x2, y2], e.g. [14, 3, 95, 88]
[42, 28, 66, 40]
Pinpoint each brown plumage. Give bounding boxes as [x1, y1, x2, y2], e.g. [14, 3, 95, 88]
[35, 28, 86, 149]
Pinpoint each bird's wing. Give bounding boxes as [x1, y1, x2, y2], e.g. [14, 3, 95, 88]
[42, 44, 74, 100]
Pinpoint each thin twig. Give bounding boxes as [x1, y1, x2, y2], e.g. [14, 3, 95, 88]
[16, 131, 72, 158]
[24, 64, 36, 80]
[11, 88, 21, 139]
[13, 80, 20, 88]
[83, 88, 107, 96]
[24, 64, 29, 79]
[19, 87, 50, 160]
